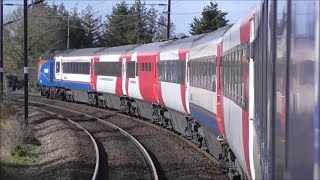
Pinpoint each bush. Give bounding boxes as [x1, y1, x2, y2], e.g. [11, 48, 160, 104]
[11, 145, 27, 157]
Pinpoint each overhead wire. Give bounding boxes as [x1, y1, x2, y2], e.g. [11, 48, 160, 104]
[170, 8, 218, 15]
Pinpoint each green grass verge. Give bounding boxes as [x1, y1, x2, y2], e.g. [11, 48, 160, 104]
[2, 144, 37, 164]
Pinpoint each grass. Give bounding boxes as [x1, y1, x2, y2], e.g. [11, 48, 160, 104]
[4, 144, 37, 164]
[0, 103, 38, 165]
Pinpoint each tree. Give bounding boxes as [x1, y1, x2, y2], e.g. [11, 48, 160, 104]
[127, 0, 159, 44]
[99, 0, 162, 46]
[154, 14, 175, 41]
[69, 6, 86, 49]
[128, 0, 147, 44]
[3, 3, 69, 83]
[81, 5, 100, 48]
[100, 0, 133, 47]
[145, 5, 158, 42]
[189, 1, 229, 35]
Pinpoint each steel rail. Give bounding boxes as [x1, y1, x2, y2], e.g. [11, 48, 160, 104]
[22, 103, 100, 180]
[19, 99, 159, 180]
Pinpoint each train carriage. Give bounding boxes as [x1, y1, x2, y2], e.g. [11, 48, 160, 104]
[155, 34, 205, 132]
[38, 48, 102, 102]
[220, 6, 256, 179]
[38, 49, 71, 89]
[91, 45, 139, 109]
[123, 41, 171, 119]
[187, 25, 232, 158]
[36, 1, 320, 179]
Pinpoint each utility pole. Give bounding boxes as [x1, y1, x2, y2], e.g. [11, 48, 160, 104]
[24, 0, 28, 123]
[67, 12, 70, 49]
[0, 0, 3, 102]
[166, 0, 171, 39]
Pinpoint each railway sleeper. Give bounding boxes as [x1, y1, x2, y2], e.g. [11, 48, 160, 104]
[185, 116, 208, 151]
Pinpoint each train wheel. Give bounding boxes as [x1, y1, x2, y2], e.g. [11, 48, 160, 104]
[40, 88, 45, 96]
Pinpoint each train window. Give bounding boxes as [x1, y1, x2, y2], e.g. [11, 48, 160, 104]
[234, 52, 237, 100]
[223, 56, 226, 94]
[236, 51, 240, 103]
[242, 49, 244, 104]
[126, 61, 136, 78]
[234, 52, 236, 99]
[221, 56, 224, 93]
[207, 60, 211, 90]
[158, 60, 185, 84]
[238, 51, 241, 103]
[229, 54, 232, 97]
[205, 60, 208, 90]
[136, 62, 139, 76]
[148, 63, 152, 72]
[233, 53, 235, 101]
[199, 61, 203, 87]
[62, 63, 67, 73]
[141, 63, 145, 71]
[224, 55, 227, 96]
[56, 62, 60, 73]
[189, 56, 216, 91]
[200, 60, 203, 87]
[62, 62, 90, 75]
[94, 62, 121, 77]
[231, 53, 234, 99]
[235, 52, 237, 101]
[227, 54, 230, 97]
[70, 63, 74, 73]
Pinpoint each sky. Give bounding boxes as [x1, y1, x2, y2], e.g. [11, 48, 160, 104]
[3, 0, 261, 35]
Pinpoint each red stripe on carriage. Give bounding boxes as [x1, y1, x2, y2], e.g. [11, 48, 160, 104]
[90, 57, 99, 91]
[217, 42, 226, 137]
[179, 49, 188, 113]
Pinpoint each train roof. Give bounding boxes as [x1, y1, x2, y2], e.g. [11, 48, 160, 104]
[39, 24, 235, 60]
[60, 47, 104, 57]
[160, 33, 206, 51]
[127, 40, 172, 54]
[192, 25, 233, 47]
[95, 44, 140, 56]
[39, 49, 73, 60]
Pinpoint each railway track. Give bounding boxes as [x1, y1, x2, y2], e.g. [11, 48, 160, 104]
[13, 97, 159, 180]
[13, 94, 227, 179]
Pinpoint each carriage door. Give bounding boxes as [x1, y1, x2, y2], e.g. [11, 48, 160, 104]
[55, 57, 62, 83]
[122, 58, 127, 95]
[185, 53, 190, 114]
[248, 18, 256, 180]
[50, 62, 54, 83]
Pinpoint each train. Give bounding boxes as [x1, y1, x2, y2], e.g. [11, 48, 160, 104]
[37, 0, 320, 179]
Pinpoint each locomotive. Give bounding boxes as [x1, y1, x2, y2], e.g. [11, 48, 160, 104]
[38, 0, 320, 179]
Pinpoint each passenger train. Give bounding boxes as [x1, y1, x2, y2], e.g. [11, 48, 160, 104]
[38, 0, 320, 179]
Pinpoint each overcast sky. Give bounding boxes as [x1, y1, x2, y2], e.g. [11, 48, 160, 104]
[3, 0, 261, 35]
